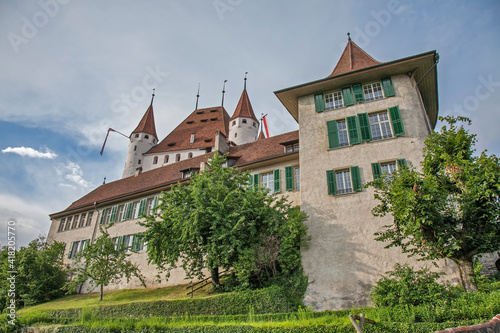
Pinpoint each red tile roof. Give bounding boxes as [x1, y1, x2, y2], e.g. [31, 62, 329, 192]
[230, 89, 258, 122]
[132, 103, 158, 139]
[147, 106, 230, 154]
[329, 37, 381, 77]
[52, 130, 299, 216]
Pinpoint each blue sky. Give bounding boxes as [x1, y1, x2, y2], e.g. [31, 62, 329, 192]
[1, 0, 499, 246]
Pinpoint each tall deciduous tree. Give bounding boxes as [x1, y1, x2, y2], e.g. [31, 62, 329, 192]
[64, 226, 145, 300]
[140, 152, 308, 290]
[370, 116, 500, 292]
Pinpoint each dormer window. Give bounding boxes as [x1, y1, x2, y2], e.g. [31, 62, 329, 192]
[201, 119, 208, 122]
[187, 121, 194, 124]
[210, 109, 217, 112]
[190, 133, 196, 144]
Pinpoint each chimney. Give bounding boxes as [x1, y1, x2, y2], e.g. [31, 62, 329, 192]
[135, 167, 143, 177]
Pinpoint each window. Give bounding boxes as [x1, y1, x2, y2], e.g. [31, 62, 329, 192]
[369, 111, 393, 140]
[137, 199, 147, 217]
[135, 134, 139, 138]
[242, 119, 247, 124]
[153, 156, 158, 164]
[325, 91, 343, 110]
[86, 211, 93, 226]
[78, 213, 86, 228]
[188, 152, 193, 159]
[132, 202, 139, 219]
[285, 143, 299, 153]
[164, 155, 169, 163]
[232, 120, 236, 126]
[117, 205, 125, 222]
[144, 135, 149, 139]
[147, 196, 158, 215]
[234, 133, 237, 138]
[132, 234, 145, 251]
[176, 154, 181, 162]
[105, 208, 112, 224]
[372, 159, 407, 182]
[65, 216, 72, 230]
[253, 122, 256, 127]
[134, 145, 137, 151]
[58, 218, 66, 232]
[326, 166, 361, 195]
[68, 240, 89, 259]
[190, 133, 195, 144]
[261, 173, 274, 192]
[138, 159, 141, 165]
[285, 166, 300, 191]
[363, 82, 384, 101]
[327, 106, 404, 148]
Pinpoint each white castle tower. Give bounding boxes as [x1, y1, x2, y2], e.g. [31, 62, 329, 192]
[122, 93, 158, 178]
[228, 77, 259, 145]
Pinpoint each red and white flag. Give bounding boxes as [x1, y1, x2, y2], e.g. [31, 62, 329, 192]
[262, 115, 270, 138]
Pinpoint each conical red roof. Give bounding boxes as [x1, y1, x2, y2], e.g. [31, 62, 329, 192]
[131, 103, 158, 140]
[230, 89, 258, 122]
[329, 37, 381, 77]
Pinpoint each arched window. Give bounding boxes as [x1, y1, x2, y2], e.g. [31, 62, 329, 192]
[176, 154, 181, 162]
[164, 155, 169, 163]
[188, 152, 193, 159]
[153, 156, 158, 164]
[145, 135, 149, 139]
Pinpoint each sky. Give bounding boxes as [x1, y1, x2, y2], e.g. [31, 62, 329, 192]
[0, 0, 499, 247]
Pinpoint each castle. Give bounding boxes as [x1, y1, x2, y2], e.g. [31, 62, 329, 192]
[47, 37, 459, 310]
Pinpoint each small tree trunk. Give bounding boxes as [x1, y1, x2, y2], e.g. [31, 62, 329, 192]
[454, 258, 478, 292]
[100, 284, 104, 301]
[211, 267, 220, 289]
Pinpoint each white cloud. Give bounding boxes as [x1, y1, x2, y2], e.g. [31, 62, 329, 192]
[2, 146, 57, 159]
[59, 161, 94, 189]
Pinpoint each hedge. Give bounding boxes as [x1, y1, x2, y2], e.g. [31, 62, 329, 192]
[47, 286, 296, 319]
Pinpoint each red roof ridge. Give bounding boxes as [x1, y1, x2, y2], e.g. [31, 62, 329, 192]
[132, 102, 158, 139]
[230, 89, 258, 122]
[329, 37, 382, 77]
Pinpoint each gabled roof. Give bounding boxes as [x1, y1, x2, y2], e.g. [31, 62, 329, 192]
[329, 37, 381, 77]
[147, 106, 230, 154]
[132, 103, 158, 139]
[51, 130, 299, 217]
[230, 89, 258, 122]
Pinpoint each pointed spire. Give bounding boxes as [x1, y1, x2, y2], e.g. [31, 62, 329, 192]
[131, 90, 158, 140]
[221, 80, 227, 107]
[195, 83, 200, 110]
[230, 87, 258, 122]
[328, 34, 382, 77]
[257, 129, 265, 140]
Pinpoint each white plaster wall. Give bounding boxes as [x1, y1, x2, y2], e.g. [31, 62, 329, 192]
[228, 117, 259, 145]
[122, 133, 157, 178]
[298, 74, 459, 311]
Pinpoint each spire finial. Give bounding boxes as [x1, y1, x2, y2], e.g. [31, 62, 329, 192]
[244, 72, 248, 90]
[221, 80, 227, 107]
[150, 88, 155, 105]
[347, 32, 351, 41]
[195, 83, 200, 110]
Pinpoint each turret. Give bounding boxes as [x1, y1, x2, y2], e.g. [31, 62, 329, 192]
[228, 76, 259, 145]
[122, 93, 158, 178]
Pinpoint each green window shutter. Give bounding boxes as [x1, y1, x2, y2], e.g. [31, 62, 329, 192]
[138, 199, 147, 217]
[352, 84, 365, 103]
[99, 209, 106, 225]
[357, 113, 372, 142]
[327, 120, 340, 149]
[125, 202, 133, 220]
[381, 77, 395, 97]
[326, 170, 336, 195]
[342, 87, 354, 106]
[351, 166, 362, 192]
[253, 174, 259, 187]
[285, 166, 294, 191]
[389, 106, 405, 136]
[110, 206, 118, 223]
[68, 242, 74, 258]
[314, 93, 325, 113]
[135, 235, 142, 251]
[371, 163, 382, 180]
[248, 174, 253, 190]
[346, 116, 360, 145]
[397, 158, 407, 168]
[273, 169, 281, 193]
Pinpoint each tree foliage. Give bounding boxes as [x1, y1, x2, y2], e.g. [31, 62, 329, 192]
[140, 152, 309, 290]
[0, 237, 67, 310]
[369, 116, 500, 291]
[64, 226, 145, 301]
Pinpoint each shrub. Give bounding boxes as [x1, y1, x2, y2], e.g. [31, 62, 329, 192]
[371, 263, 452, 307]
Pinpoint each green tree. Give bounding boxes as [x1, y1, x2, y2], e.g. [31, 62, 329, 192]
[140, 152, 308, 290]
[0, 237, 67, 309]
[64, 226, 146, 301]
[370, 116, 500, 292]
